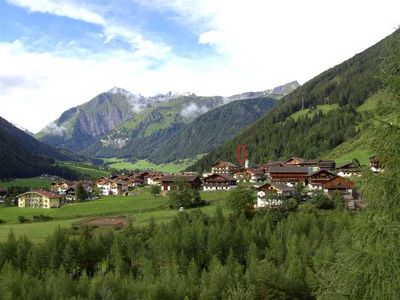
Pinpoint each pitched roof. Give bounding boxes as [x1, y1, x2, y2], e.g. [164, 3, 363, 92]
[268, 166, 310, 173]
[18, 190, 61, 199]
[161, 175, 200, 182]
[306, 169, 336, 177]
[212, 161, 239, 168]
[204, 173, 235, 181]
[256, 182, 295, 192]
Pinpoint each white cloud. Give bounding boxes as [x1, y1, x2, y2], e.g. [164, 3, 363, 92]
[6, 0, 170, 59]
[6, 0, 106, 25]
[180, 103, 210, 118]
[1, 0, 400, 133]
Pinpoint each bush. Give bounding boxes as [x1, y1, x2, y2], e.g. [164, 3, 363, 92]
[18, 216, 29, 224]
[227, 186, 254, 218]
[150, 185, 161, 197]
[311, 192, 335, 209]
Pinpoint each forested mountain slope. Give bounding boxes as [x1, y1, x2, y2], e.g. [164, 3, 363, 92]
[0, 116, 79, 179]
[189, 29, 400, 172]
[148, 97, 277, 163]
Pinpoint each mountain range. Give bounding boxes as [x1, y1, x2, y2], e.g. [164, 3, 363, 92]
[36, 82, 299, 162]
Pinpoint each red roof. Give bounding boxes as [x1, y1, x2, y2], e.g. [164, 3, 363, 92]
[24, 190, 61, 199]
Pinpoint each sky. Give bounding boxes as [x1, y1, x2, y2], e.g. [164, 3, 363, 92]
[0, 0, 399, 133]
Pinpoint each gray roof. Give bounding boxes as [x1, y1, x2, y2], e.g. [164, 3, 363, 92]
[212, 161, 239, 168]
[161, 175, 200, 182]
[204, 173, 235, 181]
[268, 166, 310, 173]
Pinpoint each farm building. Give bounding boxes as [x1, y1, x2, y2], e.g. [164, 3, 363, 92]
[161, 175, 202, 191]
[256, 182, 295, 208]
[203, 174, 237, 191]
[268, 166, 310, 183]
[335, 162, 361, 177]
[211, 161, 240, 175]
[322, 176, 353, 195]
[305, 169, 337, 190]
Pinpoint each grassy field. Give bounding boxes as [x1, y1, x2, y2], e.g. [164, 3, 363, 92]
[59, 162, 110, 178]
[103, 158, 198, 173]
[289, 104, 339, 121]
[0, 177, 52, 189]
[0, 188, 234, 242]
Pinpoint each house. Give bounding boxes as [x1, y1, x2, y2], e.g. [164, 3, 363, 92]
[305, 169, 337, 190]
[268, 166, 310, 183]
[322, 176, 353, 195]
[233, 169, 252, 182]
[282, 157, 336, 170]
[211, 161, 240, 175]
[147, 174, 162, 185]
[18, 190, 62, 209]
[50, 181, 73, 194]
[110, 182, 125, 196]
[203, 174, 237, 191]
[256, 182, 295, 208]
[369, 156, 383, 173]
[161, 175, 202, 192]
[261, 161, 284, 173]
[65, 188, 77, 202]
[248, 168, 265, 182]
[335, 162, 361, 177]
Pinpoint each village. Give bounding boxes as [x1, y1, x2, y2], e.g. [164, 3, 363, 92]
[12, 155, 383, 210]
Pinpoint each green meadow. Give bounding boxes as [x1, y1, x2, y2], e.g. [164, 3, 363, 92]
[0, 177, 52, 189]
[0, 189, 233, 242]
[103, 157, 198, 173]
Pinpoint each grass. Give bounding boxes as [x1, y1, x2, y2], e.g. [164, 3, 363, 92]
[357, 91, 390, 113]
[59, 162, 110, 178]
[0, 189, 233, 242]
[0, 177, 52, 189]
[289, 104, 339, 121]
[104, 158, 198, 173]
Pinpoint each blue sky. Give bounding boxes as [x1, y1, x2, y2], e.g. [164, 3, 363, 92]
[0, 0, 399, 132]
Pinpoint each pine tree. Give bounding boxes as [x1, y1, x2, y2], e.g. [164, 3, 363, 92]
[319, 31, 400, 299]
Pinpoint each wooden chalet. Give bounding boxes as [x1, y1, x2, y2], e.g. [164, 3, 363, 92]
[322, 176, 353, 195]
[233, 169, 252, 182]
[262, 161, 284, 173]
[211, 161, 240, 175]
[256, 182, 295, 208]
[283, 157, 336, 170]
[203, 174, 237, 191]
[268, 166, 310, 183]
[305, 169, 337, 190]
[161, 175, 202, 191]
[335, 162, 361, 177]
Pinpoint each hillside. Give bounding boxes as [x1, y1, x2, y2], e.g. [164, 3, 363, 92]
[189, 29, 400, 173]
[148, 97, 277, 163]
[0, 116, 80, 179]
[36, 87, 142, 151]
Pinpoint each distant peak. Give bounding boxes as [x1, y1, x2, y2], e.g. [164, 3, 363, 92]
[108, 87, 133, 95]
